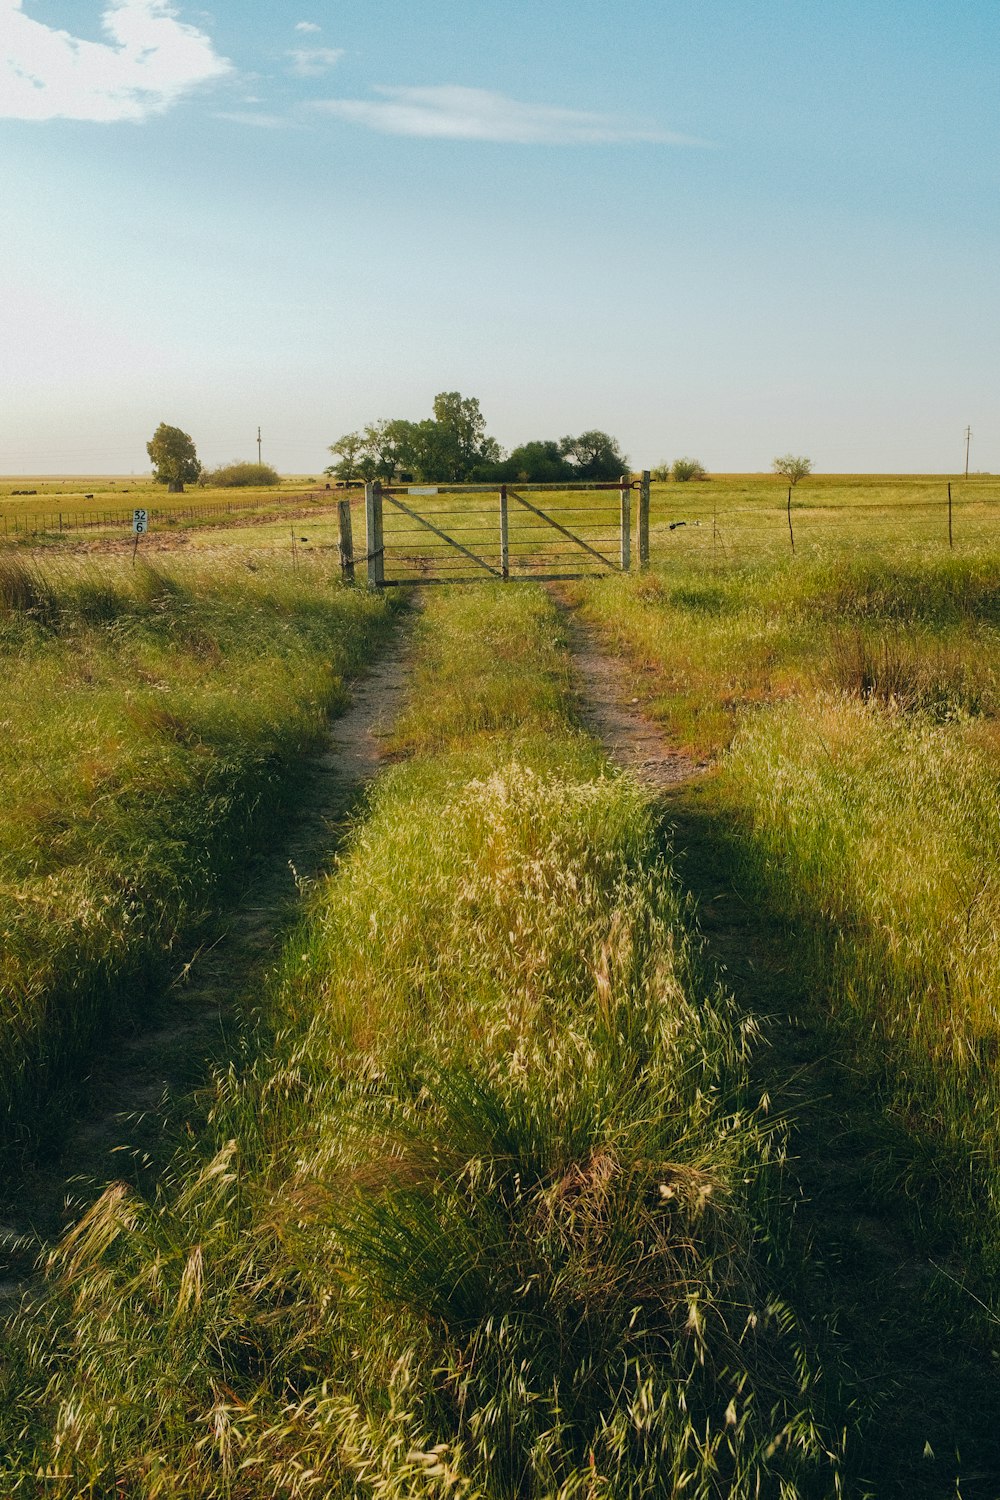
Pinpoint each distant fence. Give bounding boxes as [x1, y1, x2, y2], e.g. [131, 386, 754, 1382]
[0, 487, 341, 538]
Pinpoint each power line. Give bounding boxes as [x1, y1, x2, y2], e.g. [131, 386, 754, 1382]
[964, 425, 972, 479]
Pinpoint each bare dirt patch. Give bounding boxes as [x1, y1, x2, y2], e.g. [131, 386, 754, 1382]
[553, 590, 705, 787]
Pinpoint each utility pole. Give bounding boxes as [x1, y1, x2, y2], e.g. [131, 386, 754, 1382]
[257, 426, 262, 467]
[964, 425, 972, 479]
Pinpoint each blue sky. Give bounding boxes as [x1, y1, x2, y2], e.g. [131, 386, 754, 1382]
[2, 0, 998, 473]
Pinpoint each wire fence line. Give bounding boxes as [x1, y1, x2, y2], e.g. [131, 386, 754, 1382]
[0, 488, 340, 538]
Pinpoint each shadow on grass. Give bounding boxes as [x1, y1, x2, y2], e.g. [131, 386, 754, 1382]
[661, 774, 1000, 1500]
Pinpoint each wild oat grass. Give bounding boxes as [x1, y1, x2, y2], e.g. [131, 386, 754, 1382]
[577, 551, 1000, 1280]
[0, 552, 395, 1126]
[3, 586, 844, 1498]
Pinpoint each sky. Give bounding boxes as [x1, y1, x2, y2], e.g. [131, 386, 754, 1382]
[1, 0, 998, 475]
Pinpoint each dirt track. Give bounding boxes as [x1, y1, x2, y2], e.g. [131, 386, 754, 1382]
[0, 625, 412, 1299]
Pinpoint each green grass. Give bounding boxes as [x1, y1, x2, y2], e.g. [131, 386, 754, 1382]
[0, 551, 397, 1132]
[574, 548, 1000, 1291]
[648, 472, 1000, 565]
[3, 585, 845, 1498]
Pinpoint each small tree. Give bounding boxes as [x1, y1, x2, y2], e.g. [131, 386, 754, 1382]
[671, 457, 707, 482]
[772, 454, 812, 486]
[147, 423, 201, 492]
[326, 432, 367, 482]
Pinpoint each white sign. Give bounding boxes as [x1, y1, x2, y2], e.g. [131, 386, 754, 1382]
[132, 509, 149, 534]
[408, 486, 439, 496]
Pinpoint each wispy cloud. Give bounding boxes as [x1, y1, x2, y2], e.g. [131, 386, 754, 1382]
[294, 21, 321, 33]
[0, 0, 231, 122]
[215, 110, 291, 129]
[309, 84, 704, 145]
[288, 46, 344, 78]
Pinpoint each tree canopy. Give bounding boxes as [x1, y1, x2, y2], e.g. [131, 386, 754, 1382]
[772, 454, 813, 486]
[327, 396, 628, 485]
[558, 430, 629, 481]
[147, 423, 202, 492]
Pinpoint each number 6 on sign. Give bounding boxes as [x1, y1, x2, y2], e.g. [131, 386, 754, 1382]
[131, 508, 148, 564]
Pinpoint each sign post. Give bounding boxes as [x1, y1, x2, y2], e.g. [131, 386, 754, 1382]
[132, 507, 148, 563]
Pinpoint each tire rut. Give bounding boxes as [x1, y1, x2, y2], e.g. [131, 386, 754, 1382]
[551, 589, 1000, 1499]
[0, 621, 413, 1300]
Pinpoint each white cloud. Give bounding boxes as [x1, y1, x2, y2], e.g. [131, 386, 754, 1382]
[0, 0, 232, 122]
[294, 21, 320, 33]
[309, 85, 705, 145]
[215, 110, 291, 129]
[288, 45, 344, 77]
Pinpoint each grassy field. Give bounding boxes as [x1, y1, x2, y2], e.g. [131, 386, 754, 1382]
[0, 551, 396, 1135]
[0, 474, 343, 543]
[572, 539, 1000, 1297]
[5, 471, 998, 560]
[648, 472, 1000, 564]
[3, 477, 1000, 1493]
[1, 585, 845, 1497]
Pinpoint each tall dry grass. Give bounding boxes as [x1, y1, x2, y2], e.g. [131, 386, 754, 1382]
[1, 585, 845, 1497]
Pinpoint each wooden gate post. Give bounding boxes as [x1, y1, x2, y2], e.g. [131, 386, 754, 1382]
[638, 470, 650, 569]
[337, 498, 355, 582]
[365, 481, 384, 587]
[620, 476, 632, 572]
[499, 484, 510, 580]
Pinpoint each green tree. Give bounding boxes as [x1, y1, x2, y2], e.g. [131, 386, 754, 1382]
[772, 454, 813, 486]
[559, 430, 629, 481]
[326, 432, 366, 481]
[147, 423, 201, 492]
[503, 440, 575, 483]
[430, 392, 502, 481]
[366, 418, 422, 480]
[326, 394, 511, 484]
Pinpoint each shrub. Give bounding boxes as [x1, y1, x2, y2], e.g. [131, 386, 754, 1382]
[203, 461, 280, 488]
[671, 457, 707, 482]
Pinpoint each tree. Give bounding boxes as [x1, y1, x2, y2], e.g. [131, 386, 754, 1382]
[326, 395, 503, 485]
[772, 454, 812, 486]
[559, 430, 629, 481]
[364, 419, 420, 481]
[430, 392, 502, 481]
[147, 422, 201, 492]
[503, 440, 575, 484]
[326, 432, 367, 482]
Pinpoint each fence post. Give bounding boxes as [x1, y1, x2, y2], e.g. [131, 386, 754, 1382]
[948, 482, 953, 549]
[638, 470, 650, 569]
[499, 484, 510, 580]
[620, 477, 632, 572]
[338, 498, 355, 582]
[365, 480, 384, 587]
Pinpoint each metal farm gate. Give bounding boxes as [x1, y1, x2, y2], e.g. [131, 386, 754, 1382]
[337, 474, 651, 586]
